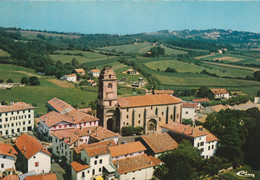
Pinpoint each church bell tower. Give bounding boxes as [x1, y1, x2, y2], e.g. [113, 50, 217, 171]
[97, 67, 118, 131]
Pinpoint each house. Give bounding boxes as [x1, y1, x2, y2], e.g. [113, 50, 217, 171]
[254, 97, 260, 104]
[112, 154, 160, 180]
[15, 134, 51, 174]
[193, 98, 210, 109]
[38, 110, 99, 136]
[137, 133, 178, 157]
[52, 127, 118, 163]
[47, 97, 74, 114]
[181, 102, 197, 123]
[0, 143, 18, 173]
[24, 173, 57, 180]
[210, 88, 230, 99]
[87, 79, 97, 87]
[97, 67, 183, 134]
[127, 69, 139, 75]
[74, 69, 86, 76]
[109, 141, 146, 161]
[71, 141, 115, 180]
[89, 69, 100, 77]
[60, 74, 77, 82]
[131, 80, 146, 87]
[153, 90, 174, 96]
[161, 122, 219, 159]
[0, 102, 34, 136]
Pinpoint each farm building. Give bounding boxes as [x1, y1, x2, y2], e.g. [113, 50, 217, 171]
[60, 74, 77, 82]
[89, 69, 100, 77]
[209, 88, 230, 99]
[74, 69, 86, 76]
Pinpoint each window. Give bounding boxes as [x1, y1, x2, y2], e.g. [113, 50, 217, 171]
[90, 122, 92, 125]
[23, 121, 25, 125]
[126, 123, 129, 125]
[3, 156, 6, 159]
[162, 112, 164, 115]
[35, 162, 39, 167]
[159, 117, 161, 121]
[127, 108, 129, 112]
[0, 118, 1, 122]
[108, 83, 112, 88]
[1, 164, 4, 168]
[5, 118, 8, 122]
[94, 160, 97, 165]
[177, 114, 179, 118]
[99, 159, 102, 164]
[151, 106, 153, 110]
[99, 168, 102, 172]
[82, 172, 85, 177]
[109, 74, 112, 78]
[17, 111, 19, 114]
[59, 125, 61, 128]
[23, 110, 25, 113]
[138, 120, 141, 124]
[92, 169, 95, 175]
[28, 115, 31, 118]
[200, 142, 204, 146]
[212, 145, 214, 149]
[185, 111, 188, 114]
[126, 115, 129, 119]
[197, 143, 199, 147]
[138, 114, 141, 118]
[95, 155, 98, 159]
[33, 156, 36, 159]
[64, 125, 67, 128]
[200, 148, 204, 153]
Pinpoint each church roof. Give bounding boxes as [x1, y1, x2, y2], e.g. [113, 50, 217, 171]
[118, 94, 182, 108]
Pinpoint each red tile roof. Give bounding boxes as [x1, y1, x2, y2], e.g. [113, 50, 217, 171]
[15, 134, 51, 159]
[118, 94, 182, 108]
[154, 90, 174, 94]
[0, 102, 34, 113]
[65, 74, 77, 77]
[52, 126, 118, 146]
[113, 154, 155, 174]
[39, 111, 75, 128]
[0, 142, 18, 157]
[193, 98, 210, 103]
[74, 69, 85, 73]
[210, 88, 229, 95]
[182, 102, 197, 108]
[90, 69, 100, 72]
[68, 109, 98, 123]
[71, 161, 90, 173]
[161, 122, 208, 138]
[74, 139, 116, 154]
[25, 173, 57, 180]
[109, 141, 146, 157]
[2, 175, 19, 180]
[206, 133, 219, 142]
[47, 97, 74, 113]
[140, 133, 178, 153]
[149, 155, 163, 166]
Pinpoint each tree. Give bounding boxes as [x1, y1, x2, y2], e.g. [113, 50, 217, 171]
[197, 86, 209, 98]
[165, 67, 177, 73]
[0, 79, 3, 83]
[254, 71, 260, 81]
[21, 77, 29, 85]
[71, 58, 80, 68]
[182, 118, 193, 126]
[6, 79, 14, 83]
[29, 76, 40, 86]
[257, 90, 260, 97]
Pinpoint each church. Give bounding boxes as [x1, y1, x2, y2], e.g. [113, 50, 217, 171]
[97, 67, 183, 133]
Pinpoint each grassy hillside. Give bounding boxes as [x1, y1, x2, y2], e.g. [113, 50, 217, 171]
[50, 50, 115, 63]
[99, 42, 187, 55]
[0, 48, 10, 57]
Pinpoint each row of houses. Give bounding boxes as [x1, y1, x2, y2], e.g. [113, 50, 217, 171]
[60, 69, 101, 82]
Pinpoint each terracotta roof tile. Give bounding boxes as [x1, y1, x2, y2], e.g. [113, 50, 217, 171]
[206, 133, 219, 142]
[25, 173, 57, 180]
[140, 133, 178, 153]
[154, 90, 174, 94]
[149, 155, 163, 166]
[15, 134, 51, 159]
[71, 161, 90, 173]
[65, 74, 77, 77]
[0, 142, 18, 157]
[67, 109, 98, 123]
[2, 175, 19, 180]
[47, 97, 74, 113]
[91, 69, 100, 72]
[74, 69, 85, 73]
[193, 98, 210, 103]
[0, 102, 34, 113]
[110, 141, 146, 157]
[118, 94, 182, 108]
[113, 154, 155, 174]
[39, 111, 75, 128]
[161, 122, 208, 138]
[74, 139, 116, 154]
[210, 88, 229, 95]
[182, 102, 197, 108]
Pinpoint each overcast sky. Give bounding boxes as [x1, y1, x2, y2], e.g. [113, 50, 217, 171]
[0, 1, 260, 34]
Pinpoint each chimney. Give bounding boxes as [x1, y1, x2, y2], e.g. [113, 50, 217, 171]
[88, 129, 91, 134]
[116, 159, 119, 168]
[68, 137, 71, 143]
[192, 129, 194, 135]
[72, 117, 75, 122]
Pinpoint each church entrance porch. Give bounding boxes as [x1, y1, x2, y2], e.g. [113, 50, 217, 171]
[147, 119, 157, 133]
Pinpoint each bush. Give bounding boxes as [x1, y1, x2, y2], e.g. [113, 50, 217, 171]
[21, 77, 29, 85]
[29, 76, 40, 85]
[121, 126, 144, 136]
[182, 118, 193, 126]
[6, 78, 14, 83]
[0, 79, 3, 83]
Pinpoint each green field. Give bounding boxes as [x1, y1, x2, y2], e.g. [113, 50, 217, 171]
[50, 50, 115, 63]
[0, 49, 10, 57]
[99, 42, 187, 55]
[0, 64, 39, 82]
[143, 58, 254, 78]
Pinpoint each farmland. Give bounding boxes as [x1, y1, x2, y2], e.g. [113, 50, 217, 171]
[50, 50, 115, 63]
[0, 48, 10, 57]
[99, 42, 187, 55]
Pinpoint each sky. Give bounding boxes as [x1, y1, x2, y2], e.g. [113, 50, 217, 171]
[0, 1, 260, 35]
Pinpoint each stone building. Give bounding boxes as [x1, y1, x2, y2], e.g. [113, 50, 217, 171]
[97, 67, 183, 133]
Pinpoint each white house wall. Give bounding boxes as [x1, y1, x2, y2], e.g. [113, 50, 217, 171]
[118, 167, 154, 180]
[0, 155, 16, 172]
[28, 151, 51, 174]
